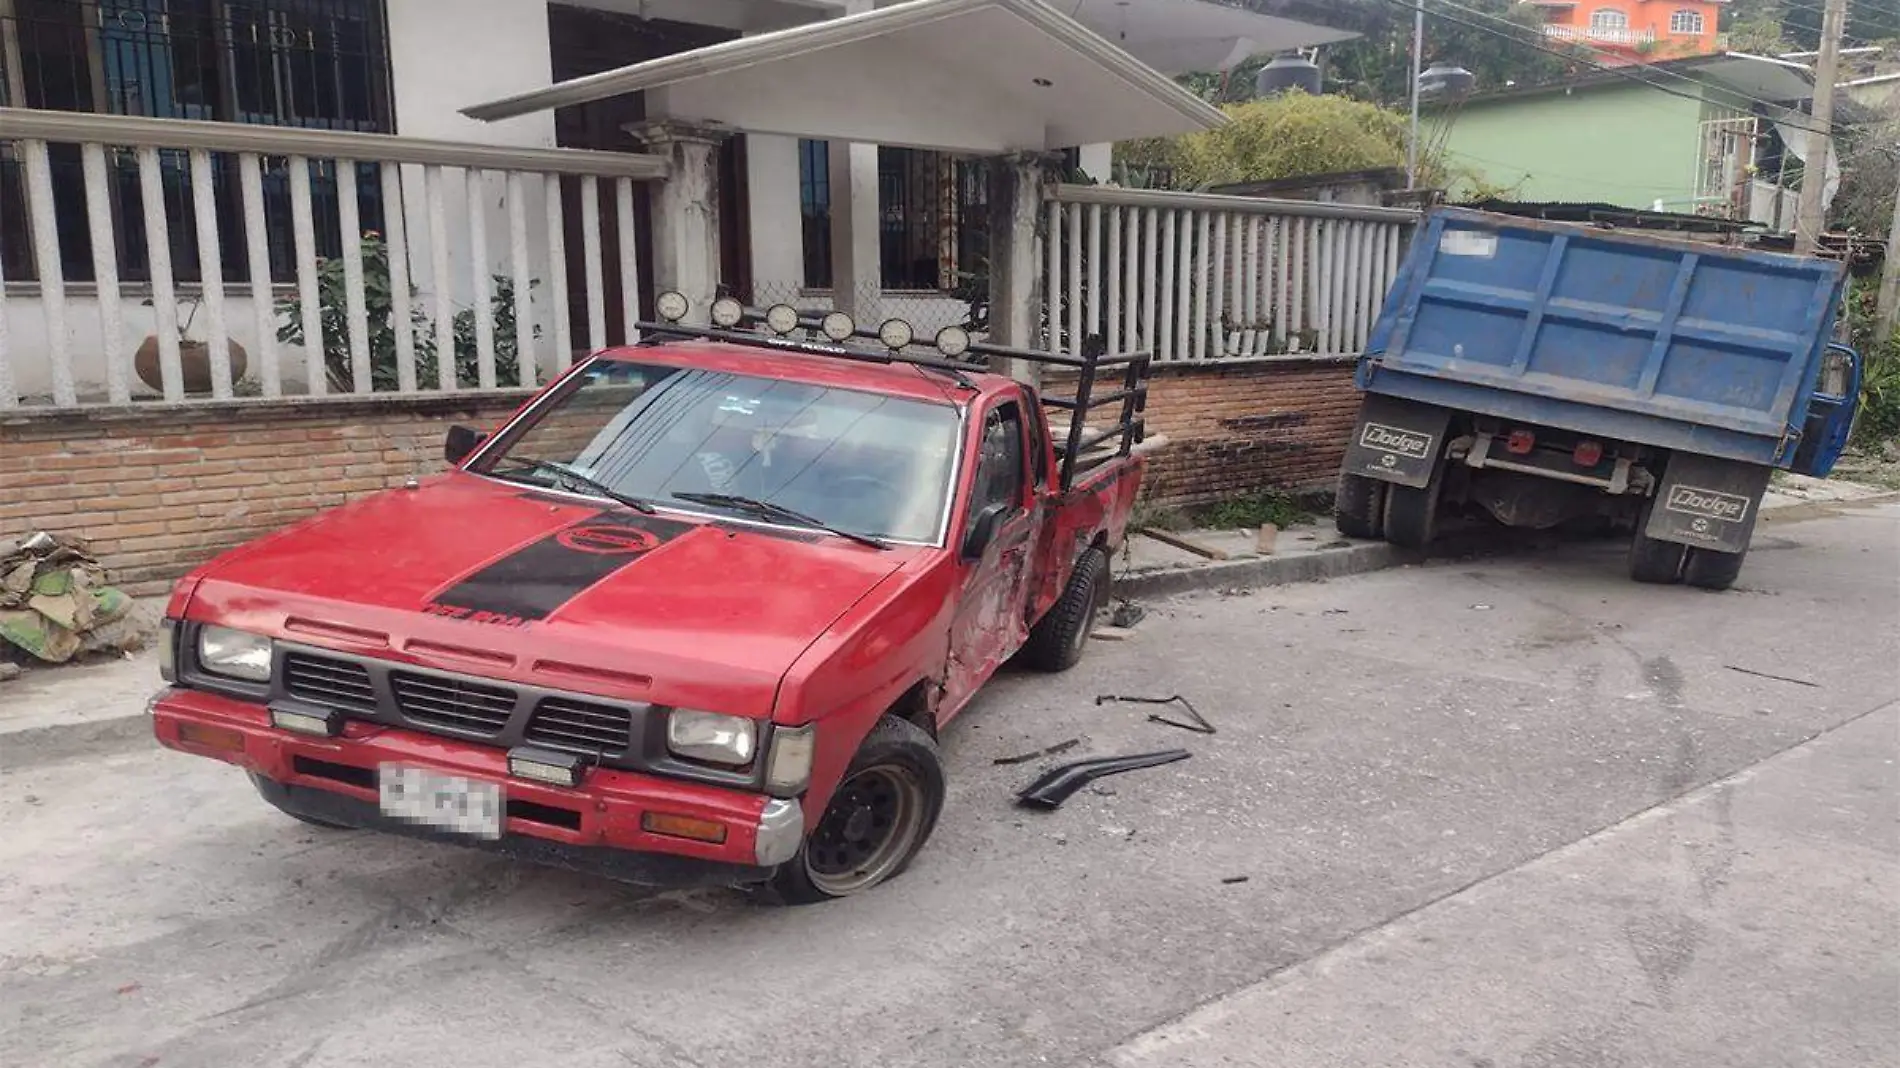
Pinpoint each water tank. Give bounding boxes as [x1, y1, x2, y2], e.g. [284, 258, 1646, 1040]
[1418, 64, 1476, 97]
[1255, 53, 1322, 97]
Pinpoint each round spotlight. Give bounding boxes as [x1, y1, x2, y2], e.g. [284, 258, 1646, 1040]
[709, 296, 745, 328]
[934, 325, 972, 358]
[654, 291, 690, 323]
[820, 311, 855, 343]
[764, 304, 800, 336]
[878, 318, 915, 350]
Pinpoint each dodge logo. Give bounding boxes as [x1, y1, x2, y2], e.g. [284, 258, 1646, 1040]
[1359, 422, 1432, 460]
[1664, 485, 1750, 524]
[555, 524, 661, 555]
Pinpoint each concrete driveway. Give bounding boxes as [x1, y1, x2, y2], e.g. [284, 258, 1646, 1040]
[3, 501, 1895, 1068]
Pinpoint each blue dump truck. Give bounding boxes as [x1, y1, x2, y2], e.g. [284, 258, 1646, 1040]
[1338, 208, 1862, 590]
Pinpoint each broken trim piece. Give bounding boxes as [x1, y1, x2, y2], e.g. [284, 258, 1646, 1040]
[1015, 749, 1190, 810]
[1096, 693, 1215, 735]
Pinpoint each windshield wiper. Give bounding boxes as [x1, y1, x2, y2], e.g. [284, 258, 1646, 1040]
[492, 457, 656, 514]
[670, 491, 890, 550]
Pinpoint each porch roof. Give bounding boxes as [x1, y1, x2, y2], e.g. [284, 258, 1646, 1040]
[461, 0, 1231, 154]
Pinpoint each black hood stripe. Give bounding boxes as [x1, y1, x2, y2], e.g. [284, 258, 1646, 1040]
[423, 511, 695, 625]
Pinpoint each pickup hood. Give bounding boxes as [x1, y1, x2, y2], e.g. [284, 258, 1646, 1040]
[184, 473, 917, 716]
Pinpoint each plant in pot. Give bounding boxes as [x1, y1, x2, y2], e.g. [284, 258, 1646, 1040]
[134, 292, 250, 396]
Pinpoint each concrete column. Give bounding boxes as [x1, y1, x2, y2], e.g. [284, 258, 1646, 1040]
[1077, 143, 1114, 185]
[827, 141, 882, 318]
[628, 119, 730, 324]
[986, 152, 1057, 387]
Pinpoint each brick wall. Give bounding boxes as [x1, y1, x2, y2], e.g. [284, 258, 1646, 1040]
[1121, 356, 1360, 508]
[2, 392, 534, 597]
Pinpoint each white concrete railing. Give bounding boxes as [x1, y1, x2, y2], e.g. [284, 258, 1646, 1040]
[0, 108, 667, 410]
[1043, 185, 1418, 363]
[1543, 24, 1656, 46]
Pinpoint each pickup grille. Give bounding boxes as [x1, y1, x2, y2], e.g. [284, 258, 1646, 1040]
[524, 697, 634, 756]
[390, 672, 517, 735]
[282, 653, 377, 711]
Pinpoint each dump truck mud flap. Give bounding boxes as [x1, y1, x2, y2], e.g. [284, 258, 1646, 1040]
[1342, 396, 1451, 489]
[1645, 454, 1771, 554]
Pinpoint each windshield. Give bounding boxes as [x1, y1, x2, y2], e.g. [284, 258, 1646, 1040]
[474, 358, 963, 544]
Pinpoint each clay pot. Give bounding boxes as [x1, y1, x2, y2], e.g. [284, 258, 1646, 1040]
[134, 336, 249, 396]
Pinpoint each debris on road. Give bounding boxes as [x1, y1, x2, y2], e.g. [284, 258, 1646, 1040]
[1255, 523, 1279, 555]
[1096, 693, 1216, 735]
[1220, 876, 1250, 885]
[1725, 664, 1822, 688]
[1015, 749, 1192, 810]
[0, 533, 135, 664]
[1110, 599, 1147, 628]
[1089, 625, 1135, 642]
[0, 663, 19, 684]
[1133, 527, 1230, 560]
[993, 738, 1082, 766]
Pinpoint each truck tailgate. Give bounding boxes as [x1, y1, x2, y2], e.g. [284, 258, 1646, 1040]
[1362, 209, 1845, 464]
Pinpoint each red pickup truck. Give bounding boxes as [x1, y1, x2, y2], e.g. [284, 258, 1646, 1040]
[150, 297, 1150, 903]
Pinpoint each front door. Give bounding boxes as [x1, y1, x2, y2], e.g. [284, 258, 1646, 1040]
[943, 396, 1035, 718]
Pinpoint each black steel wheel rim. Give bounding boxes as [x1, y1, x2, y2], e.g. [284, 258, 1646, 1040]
[804, 763, 925, 895]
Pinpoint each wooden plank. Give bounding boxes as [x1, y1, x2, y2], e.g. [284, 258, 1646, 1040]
[1133, 527, 1230, 560]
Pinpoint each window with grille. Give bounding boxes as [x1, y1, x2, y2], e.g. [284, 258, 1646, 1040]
[1589, 7, 1629, 31]
[1669, 9, 1704, 34]
[797, 139, 980, 293]
[1, 0, 393, 284]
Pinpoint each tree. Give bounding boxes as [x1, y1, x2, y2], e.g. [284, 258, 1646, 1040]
[1121, 91, 1423, 189]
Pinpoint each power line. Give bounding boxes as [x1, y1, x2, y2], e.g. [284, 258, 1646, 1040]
[1374, 0, 1836, 139]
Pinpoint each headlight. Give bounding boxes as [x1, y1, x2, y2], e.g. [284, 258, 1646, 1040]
[666, 710, 757, 767]
[197, 625, 273, 682]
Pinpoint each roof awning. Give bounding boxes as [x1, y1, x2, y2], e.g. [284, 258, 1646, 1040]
[1694, 52, 1816, 104]
[1064, 0, 1357, 76]
[462, 0, 1230, 154]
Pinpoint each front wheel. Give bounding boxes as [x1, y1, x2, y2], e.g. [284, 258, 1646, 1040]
[1683, 547, 1746, 591]
[1335, 473, 1388, 539]
[1020, 546, 1108, 672]
[763, 716, 946, 905]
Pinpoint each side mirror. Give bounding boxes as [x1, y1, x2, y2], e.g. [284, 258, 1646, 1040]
[961, 501, 1009, 561]
[444, 425, 487, 466]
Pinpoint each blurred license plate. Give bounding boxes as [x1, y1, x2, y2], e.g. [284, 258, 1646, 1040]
[378, 765, 503, 839]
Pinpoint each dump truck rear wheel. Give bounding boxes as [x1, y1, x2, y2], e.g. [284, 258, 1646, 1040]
[1627, 497, 1686, 584]
[1335, 473, 1387, 539]
[1382, 469, 1443, 548]
[1683, 547, 1746, 591]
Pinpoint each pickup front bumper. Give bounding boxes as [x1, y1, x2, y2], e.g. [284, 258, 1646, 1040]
[151, 687, 800, 888]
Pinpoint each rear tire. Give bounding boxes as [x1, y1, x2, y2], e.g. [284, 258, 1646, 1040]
[762, 716, 946, 905]
[1627, 496, 1686, 584]
[1683, 547, 1746, 591]
[248, 772, 351, 830]
[1335, 473, 1388, 539]
[1382, 465, 1444, 549]
[1020, 546, 1108, 672]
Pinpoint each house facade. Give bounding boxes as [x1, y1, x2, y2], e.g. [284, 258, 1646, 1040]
[1434, 51, 1829, 225]
[1520, 0, 1727, 63]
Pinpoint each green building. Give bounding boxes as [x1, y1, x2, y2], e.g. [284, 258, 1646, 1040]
[1430, 53, 1830, 225]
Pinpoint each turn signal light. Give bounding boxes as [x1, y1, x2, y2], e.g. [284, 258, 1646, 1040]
[177, 721, 247, 754]
[1505, 429, 1536, 455]
[1574, 441, 1604, 467]
[642, 812, 728, 845]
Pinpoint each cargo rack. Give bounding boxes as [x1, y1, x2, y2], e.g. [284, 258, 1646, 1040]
[633, 298, 1150, 493]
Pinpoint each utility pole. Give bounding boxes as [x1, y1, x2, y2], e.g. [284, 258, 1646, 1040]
[1406, 3, 1424, 190]
[1877, 145, 1900, 340]
[1796, 0, 1848, 255]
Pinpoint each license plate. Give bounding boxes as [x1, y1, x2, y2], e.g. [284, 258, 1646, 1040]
[378, 764, 504, 840]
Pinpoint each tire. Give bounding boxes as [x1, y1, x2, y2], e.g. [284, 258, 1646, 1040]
[248, 772, 352, 830]
[1683, 547, 1746, 591]
[1335, 472, 1387, 539]
[1020, 546, 1108, 673]
[1382, 466, 1444, 549]
[763, 716, 946, 905]
[1627, 496, 1686, 584]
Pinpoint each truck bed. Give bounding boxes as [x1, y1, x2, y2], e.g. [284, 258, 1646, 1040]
[1361, 209, 1847, 467]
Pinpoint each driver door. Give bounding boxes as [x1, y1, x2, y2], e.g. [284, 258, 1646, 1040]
[942, 397, 1035, 717]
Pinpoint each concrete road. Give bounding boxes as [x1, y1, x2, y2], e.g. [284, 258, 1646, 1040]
[3, 502, 1896, 1068]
